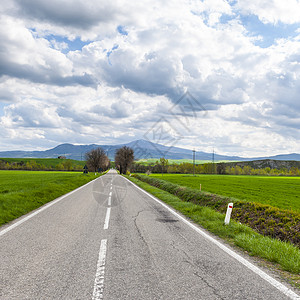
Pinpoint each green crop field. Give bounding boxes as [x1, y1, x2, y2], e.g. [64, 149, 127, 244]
[150, 174, 300, 213]
[0, 170, 99, 226]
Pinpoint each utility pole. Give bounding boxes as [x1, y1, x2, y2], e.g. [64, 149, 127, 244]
[193, 149, 196, 176]
[212, 148, 215, 174]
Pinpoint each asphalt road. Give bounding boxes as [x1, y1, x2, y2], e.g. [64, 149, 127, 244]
[0, 170, 299, 299]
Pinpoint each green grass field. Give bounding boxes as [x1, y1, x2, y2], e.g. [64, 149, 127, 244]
[0, 170, 99, 226]
[150, 174, 300, 213]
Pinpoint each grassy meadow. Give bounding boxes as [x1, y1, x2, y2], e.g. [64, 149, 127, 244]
[0, 170, 99, 226]
[150, 174, 300, 213]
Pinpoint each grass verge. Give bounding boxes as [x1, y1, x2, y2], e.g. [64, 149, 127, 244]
[0, 171, 100, 226]
[135, 174, 300, 248]
[125, 175, 300, 286]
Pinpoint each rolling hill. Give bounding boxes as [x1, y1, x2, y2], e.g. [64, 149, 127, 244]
[0, 139, 299, 161]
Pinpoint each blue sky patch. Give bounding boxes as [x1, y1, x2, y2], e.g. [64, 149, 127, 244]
[240, 15, 300, 48]
[117, 25, 128, 35]
[107, 45, 119, 65]
[46, 35, 90, 53]
[219, 14, 236, 24]
[0, 103, 6, 117]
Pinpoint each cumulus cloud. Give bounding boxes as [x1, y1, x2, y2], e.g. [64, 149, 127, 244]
[0, 82, 171, 150]
[15, 0, 116, 29]
[69, 13, 258, 109]
[0, 16, 96, 87]
[236, 0, 300, 25]
[9, 0, 165, 40]
[0, 1, 300, 155]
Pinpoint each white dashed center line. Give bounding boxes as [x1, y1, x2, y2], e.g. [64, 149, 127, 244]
[93, 174, 114, 299]
[103, 208, 111, 230]
[92, 239, 107, 300]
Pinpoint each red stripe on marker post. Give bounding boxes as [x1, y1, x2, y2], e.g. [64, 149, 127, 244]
[224, 203, 233, 225]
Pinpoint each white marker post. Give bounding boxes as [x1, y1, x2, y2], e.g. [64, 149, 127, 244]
[224, 203, 233, 225]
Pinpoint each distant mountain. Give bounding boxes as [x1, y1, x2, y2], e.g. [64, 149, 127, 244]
[0, 139, 299, 162]
[0, 144, 100, 161]
[224, 159, 300, 170]
[253, 153, 300, 161]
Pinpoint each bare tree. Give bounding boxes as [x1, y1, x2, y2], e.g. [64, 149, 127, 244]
[115, 146, 134, 174]
[85, 147, 108, 172]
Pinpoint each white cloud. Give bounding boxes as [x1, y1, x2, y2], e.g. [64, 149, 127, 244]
[0, 15, 95, 86]
[0, 1, 300, 156]
[0, 82, 172, 150]
[236, 0, 300, 25]
[50, 39, 68, 51]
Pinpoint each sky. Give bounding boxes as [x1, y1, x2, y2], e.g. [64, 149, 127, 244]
[0, 0, 300, 157]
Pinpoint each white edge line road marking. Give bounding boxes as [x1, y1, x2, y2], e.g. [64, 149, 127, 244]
[92, 239, 107, 300]
[122, 176, 300, 300]
[109, 192, 112, 196]
[0, 177, 100, 238]
[103, 207, 111, 230]
[108, 196, 111, 206]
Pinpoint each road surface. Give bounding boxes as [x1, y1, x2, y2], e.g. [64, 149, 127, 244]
[0, 170, 299, 299]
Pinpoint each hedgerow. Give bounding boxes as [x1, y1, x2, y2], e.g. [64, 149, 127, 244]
[134, 174, 300, 248]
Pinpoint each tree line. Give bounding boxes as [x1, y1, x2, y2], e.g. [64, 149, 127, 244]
[130, 161, 300, 176]
[0, 160, 83, 171]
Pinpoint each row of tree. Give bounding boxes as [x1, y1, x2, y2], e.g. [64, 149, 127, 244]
[131, 161, 300, 176]
[0, 160, 83, 171]
[224, 165, 300, 176]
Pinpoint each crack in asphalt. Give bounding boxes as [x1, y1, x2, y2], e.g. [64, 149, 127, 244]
[132, 208, 226, 299]
[132, 210, 150, 246]
[193, 271, 225, 300]
[170, 240, 191, 261]
[170, 241, 226, 299]
[131, 209, 166, 299]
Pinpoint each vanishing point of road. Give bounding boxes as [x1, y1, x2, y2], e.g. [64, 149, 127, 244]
[0, 170, 299, 299]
